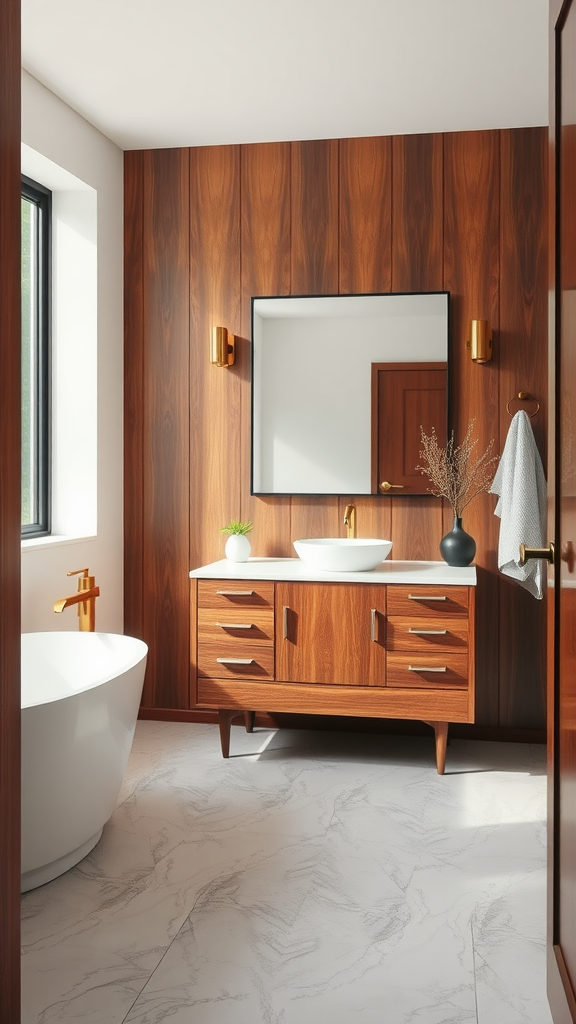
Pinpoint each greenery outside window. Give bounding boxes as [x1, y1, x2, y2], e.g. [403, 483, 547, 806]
[21, 175, 51, 537]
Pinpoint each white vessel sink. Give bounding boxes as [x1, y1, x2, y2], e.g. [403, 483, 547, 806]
[293, 538, 393, 572]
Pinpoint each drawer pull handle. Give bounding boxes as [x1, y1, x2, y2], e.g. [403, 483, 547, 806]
[408, 664, 448, 673]
[216, 590, 255, 596]
[216, 658, 255, 665]
[408, 594, 447, 601]
[371, 608, 378, 642]
[283, 605, 290, 639]
[215, 622, 254, 630]
[408, 628, 448, 635]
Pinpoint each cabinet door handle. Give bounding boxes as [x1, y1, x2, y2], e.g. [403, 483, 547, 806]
[408, 594, 447, 601]
[370, 608, 378, 642]
[283, 606, 290, 639]
[216, 658, 255, 665]
[408, 628, 448, 635]
[408, 664, 447, 673]
[215, 622, 254, 630]
[216, 590, 255, 596]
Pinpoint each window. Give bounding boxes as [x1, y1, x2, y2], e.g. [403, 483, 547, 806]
[21, 175, 51, 537]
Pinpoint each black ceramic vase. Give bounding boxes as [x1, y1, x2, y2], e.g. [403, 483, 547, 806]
[439, 516, 476, 567]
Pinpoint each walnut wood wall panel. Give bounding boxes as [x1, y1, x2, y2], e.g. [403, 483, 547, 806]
[124, 151, 145, 643]
[289, 139, 341, 544]
[189, 146, 241, 572]
[339, 135, 392, 295]
[389, 133, 445, 562]
[0, 0, 21, 1016]
[290, 139, 339, 295]
[140, 149, 191, 708]
[124, 127, 548, 735]
[240, 143, 291, 556]
[499, 127, 548, 729]
[444, 130, 501, 726]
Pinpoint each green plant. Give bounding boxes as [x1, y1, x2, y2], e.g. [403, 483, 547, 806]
[219, 519, 253, 536]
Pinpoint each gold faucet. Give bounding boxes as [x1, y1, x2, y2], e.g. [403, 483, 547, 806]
[343, 504, 356, 539]
[54, 568, 100, 631]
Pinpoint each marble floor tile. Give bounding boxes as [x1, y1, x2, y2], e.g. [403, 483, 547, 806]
[21, 723, 552, 1024]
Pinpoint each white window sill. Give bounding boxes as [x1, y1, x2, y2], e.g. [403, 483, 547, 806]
[21, 534, 97, 552]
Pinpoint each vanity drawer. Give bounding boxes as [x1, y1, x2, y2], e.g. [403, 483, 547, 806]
[386, 617, 468, 652]
[197, 580, 274, 611]
[386, 653, 468, 688]
[198, 607, 274, 645]
[197, 641, 274, 680]
[386, 585, 469, 617]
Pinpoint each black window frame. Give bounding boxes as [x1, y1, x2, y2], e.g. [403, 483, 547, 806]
[21, 174, 51, 538]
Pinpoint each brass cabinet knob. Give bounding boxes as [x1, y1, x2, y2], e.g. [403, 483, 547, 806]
[380, 481, 405, 492]
[518, 542, 555, 566]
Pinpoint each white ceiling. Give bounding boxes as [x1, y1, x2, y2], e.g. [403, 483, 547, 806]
[21, 0, 549, 152]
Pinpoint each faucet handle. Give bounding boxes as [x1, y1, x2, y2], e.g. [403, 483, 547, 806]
[67, 568, 90, 578]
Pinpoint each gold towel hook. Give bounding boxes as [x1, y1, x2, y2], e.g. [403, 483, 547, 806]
[506, 391, 540, 418]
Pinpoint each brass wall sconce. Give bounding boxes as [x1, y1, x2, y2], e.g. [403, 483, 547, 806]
[463, 321, 491, 366]
[466, 319, 492, 363]
[210, 326, 235, 367]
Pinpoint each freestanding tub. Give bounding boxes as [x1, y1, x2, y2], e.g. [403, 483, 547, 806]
[21, 631, 148, 893]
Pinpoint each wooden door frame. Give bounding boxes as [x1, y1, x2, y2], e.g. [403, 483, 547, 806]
[548, 0, 576, 1019]
[0, 0, 22, 1020]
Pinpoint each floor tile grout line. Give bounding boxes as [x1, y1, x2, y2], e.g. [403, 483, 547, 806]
[119, 911, 194, 1024]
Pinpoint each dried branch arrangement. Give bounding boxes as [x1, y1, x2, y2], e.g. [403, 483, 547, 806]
[417, 420, 499, 517]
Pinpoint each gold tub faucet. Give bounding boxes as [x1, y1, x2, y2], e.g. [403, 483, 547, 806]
[343, 504, 356, 539]
[54, 568, 100, 631]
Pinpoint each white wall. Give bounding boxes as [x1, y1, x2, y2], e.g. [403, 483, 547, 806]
[21, 70, 124, 634]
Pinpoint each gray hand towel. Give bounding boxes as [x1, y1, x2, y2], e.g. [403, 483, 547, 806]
[490, 410, 547, 600]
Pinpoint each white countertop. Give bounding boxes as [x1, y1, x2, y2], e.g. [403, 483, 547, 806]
[189, 557, 477, 586]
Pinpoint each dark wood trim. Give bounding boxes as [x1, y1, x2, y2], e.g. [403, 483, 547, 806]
[0, 0, 21, 1019]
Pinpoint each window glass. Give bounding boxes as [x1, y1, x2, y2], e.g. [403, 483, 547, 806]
[21, 176, 51, 536]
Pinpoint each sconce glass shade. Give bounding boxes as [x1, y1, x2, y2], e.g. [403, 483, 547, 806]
[210, 326, 235, 367]
[468, 319, 492, 363]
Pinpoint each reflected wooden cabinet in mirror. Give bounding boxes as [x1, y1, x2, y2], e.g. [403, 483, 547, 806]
[190, 559, 476, 774]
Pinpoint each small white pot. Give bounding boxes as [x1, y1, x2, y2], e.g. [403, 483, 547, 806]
[225, 534, 251, 562]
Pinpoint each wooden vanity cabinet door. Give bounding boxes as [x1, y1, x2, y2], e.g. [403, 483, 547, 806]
[275, 582, 386, 686]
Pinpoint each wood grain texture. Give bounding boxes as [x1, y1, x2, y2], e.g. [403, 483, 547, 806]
[290, 139, 339, 295]
[386, 617, 468, 651]
[190, 145, 241, 569]
[126, 127, 548, 738]
[0, 0, 21, 1017]
[498, 127, 548, 730]
[387, 585, 469, 616]
[124, 151, 145, 642]
[141, 148, 191, 708]
[276, 582, 386, 686]
[444, 130, 501, 727]
[240, 142, 292, 555]
[197, 677, 471, 720]
[339, 136, 392, 294]
[391, 133, 443, 292]
[386, 653, 468, 689]
[385, 138, 447, 564]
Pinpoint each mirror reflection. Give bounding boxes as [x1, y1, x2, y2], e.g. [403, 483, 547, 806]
[251, 292, 449, 496]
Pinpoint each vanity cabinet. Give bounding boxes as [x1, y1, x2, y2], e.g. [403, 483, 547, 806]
[275, 583, 386, 686]
[191, 561, 476, 774]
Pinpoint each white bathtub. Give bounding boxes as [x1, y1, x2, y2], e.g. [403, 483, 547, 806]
[21, 631, 148, 893]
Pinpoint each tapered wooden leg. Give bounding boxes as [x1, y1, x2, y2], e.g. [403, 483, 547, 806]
[424, 720, 449, 774]
[244, 711, 255, 733]
[218, 709, 239, 758]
